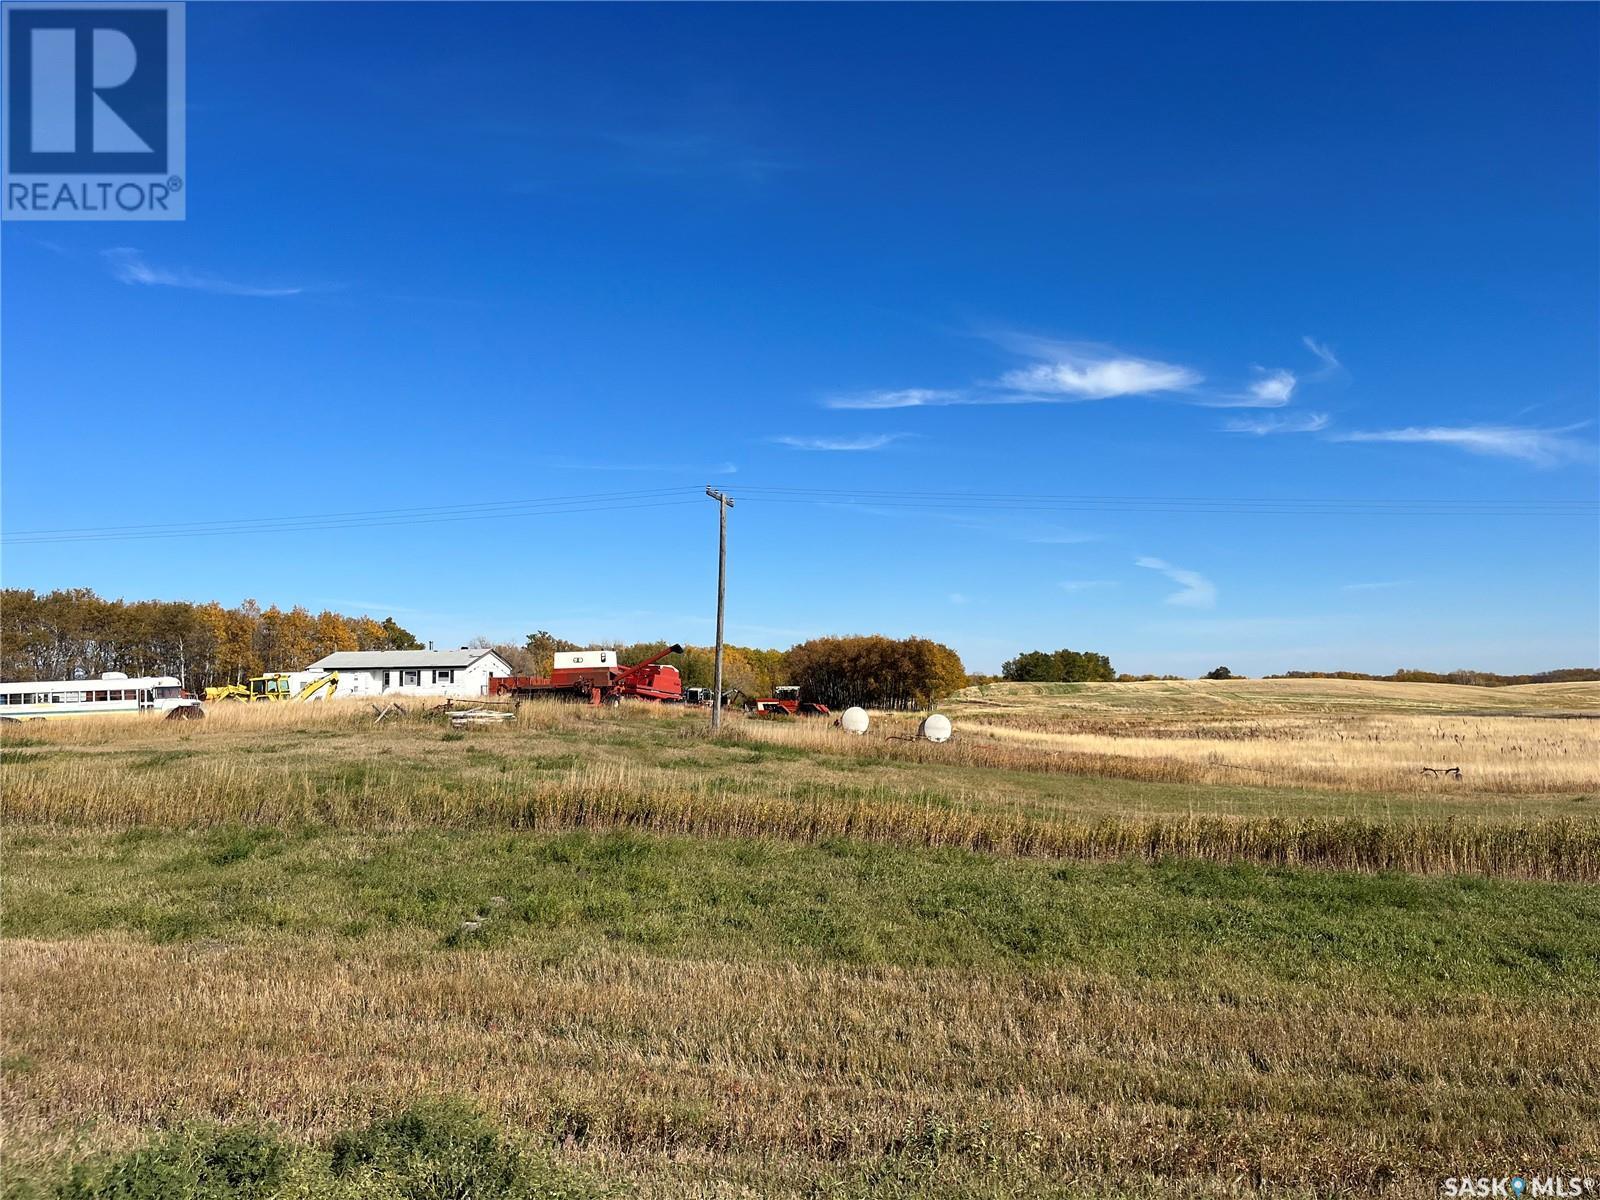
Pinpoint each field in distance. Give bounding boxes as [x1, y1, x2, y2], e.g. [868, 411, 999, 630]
[952, 675, 1600, 715]
[3, 678, 1597, 1198]
[940, 677, 1600, 795]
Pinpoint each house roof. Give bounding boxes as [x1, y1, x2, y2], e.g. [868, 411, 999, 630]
[306, 649, 508, 671]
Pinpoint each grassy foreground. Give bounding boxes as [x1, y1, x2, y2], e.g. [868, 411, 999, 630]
[4, 685, 1598, 1197]
[5, 826, 1599, 1197]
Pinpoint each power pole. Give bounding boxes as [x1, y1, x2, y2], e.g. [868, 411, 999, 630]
[706, 486, 733, 731]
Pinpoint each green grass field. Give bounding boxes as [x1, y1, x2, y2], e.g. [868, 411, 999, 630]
[4, 681, 1598, 1197]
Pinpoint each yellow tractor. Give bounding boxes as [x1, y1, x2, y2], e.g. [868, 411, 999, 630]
[204, 671, 339, 703]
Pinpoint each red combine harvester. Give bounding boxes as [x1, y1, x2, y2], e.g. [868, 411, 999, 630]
[748, 685, 830, 717]
[489, 645, 685, 706]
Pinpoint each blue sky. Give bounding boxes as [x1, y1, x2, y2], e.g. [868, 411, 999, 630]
[3, 2, 1596, 675]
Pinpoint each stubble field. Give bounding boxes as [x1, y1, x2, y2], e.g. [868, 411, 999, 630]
[3, 679, 1598, 1198]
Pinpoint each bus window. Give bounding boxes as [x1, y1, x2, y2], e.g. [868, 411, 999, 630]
[153, 685, 181, 699]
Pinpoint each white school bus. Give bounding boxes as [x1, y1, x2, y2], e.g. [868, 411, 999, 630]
[0, 672, 202, 720]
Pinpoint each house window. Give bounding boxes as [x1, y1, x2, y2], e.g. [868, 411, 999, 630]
[436, 669, 453, 685]
[402, 670, 420, 687]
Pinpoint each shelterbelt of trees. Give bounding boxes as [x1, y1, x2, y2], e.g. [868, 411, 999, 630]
[1, 589, 423, 694]
[998, 647, 1117, 683]
[1, 592, 973, 710]
[1267, 668, 1600, 686]
[498, 632, 969, 710]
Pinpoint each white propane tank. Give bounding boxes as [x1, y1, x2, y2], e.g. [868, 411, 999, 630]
[919, 714, 953, 743]
[839, 707, 869, 734]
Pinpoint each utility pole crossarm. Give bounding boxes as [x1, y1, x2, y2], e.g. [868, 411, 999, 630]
[706, 487, 733, 731]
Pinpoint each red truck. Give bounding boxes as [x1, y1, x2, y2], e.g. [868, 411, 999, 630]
[489, 645, 685, 706]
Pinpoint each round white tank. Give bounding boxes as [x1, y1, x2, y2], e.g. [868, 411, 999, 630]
[919, 714, 953, 743]
[839, 706, 869, 734]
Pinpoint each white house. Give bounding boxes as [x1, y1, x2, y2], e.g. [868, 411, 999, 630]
[303, 648, 512, 699]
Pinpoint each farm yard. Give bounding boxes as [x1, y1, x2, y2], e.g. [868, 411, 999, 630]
[3, 679, 1599, 1198]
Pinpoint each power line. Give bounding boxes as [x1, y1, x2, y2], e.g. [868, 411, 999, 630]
[730, 486, 1597, 518]
[1, 494, 702, 546]
[1, 483, 1591, 547]
[3, 487, 692, 538]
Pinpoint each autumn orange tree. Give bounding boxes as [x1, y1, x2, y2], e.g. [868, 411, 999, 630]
[0, 589, 421, 694]
[785, 635, 966, 710]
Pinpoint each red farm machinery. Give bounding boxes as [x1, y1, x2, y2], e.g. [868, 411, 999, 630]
[488, 645, 685, 706]
[748, 685, 831, 717]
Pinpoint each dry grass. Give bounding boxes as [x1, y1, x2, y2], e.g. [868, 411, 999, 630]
[932, 680, 1600, 795]
[5, 936, 1596, 1198]
[5, 681, 1599, 1197]
[3, 699, 1598, 880]
[730, 706, 1600, 795]
[933, 713, 1598, 793]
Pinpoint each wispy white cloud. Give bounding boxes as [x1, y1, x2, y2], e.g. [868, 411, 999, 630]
[948, 592, 970, 605]
[1250, 368, 1297, 405]
[1223, 411, 1330, 436]
[770, 433, 906, 452]
[1302, 336, 1342, 379]
[1341, 581, 1406, 592]
[998, 345, 1201, 400]
[823, 388, 964, 411]
[1059, 579, 1117, 593]
[1197, 366, 1300, 409]
[1333, 424, 1592, 468]
[827, 334, 1343, 417]
[1135, 556, 1217, 609]
[103, 248, 309, 297]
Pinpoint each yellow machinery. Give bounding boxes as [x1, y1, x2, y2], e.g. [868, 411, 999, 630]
[204, 671, 339, 703]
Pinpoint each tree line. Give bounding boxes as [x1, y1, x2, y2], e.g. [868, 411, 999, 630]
[998, 647, 1116, 683]
[1, 588, 421, 695]
[489, 631, 969, 709]
[0, 592, 972, 709]
[1268, 668, 1600, 687]
[15, 591, 1584, 701]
